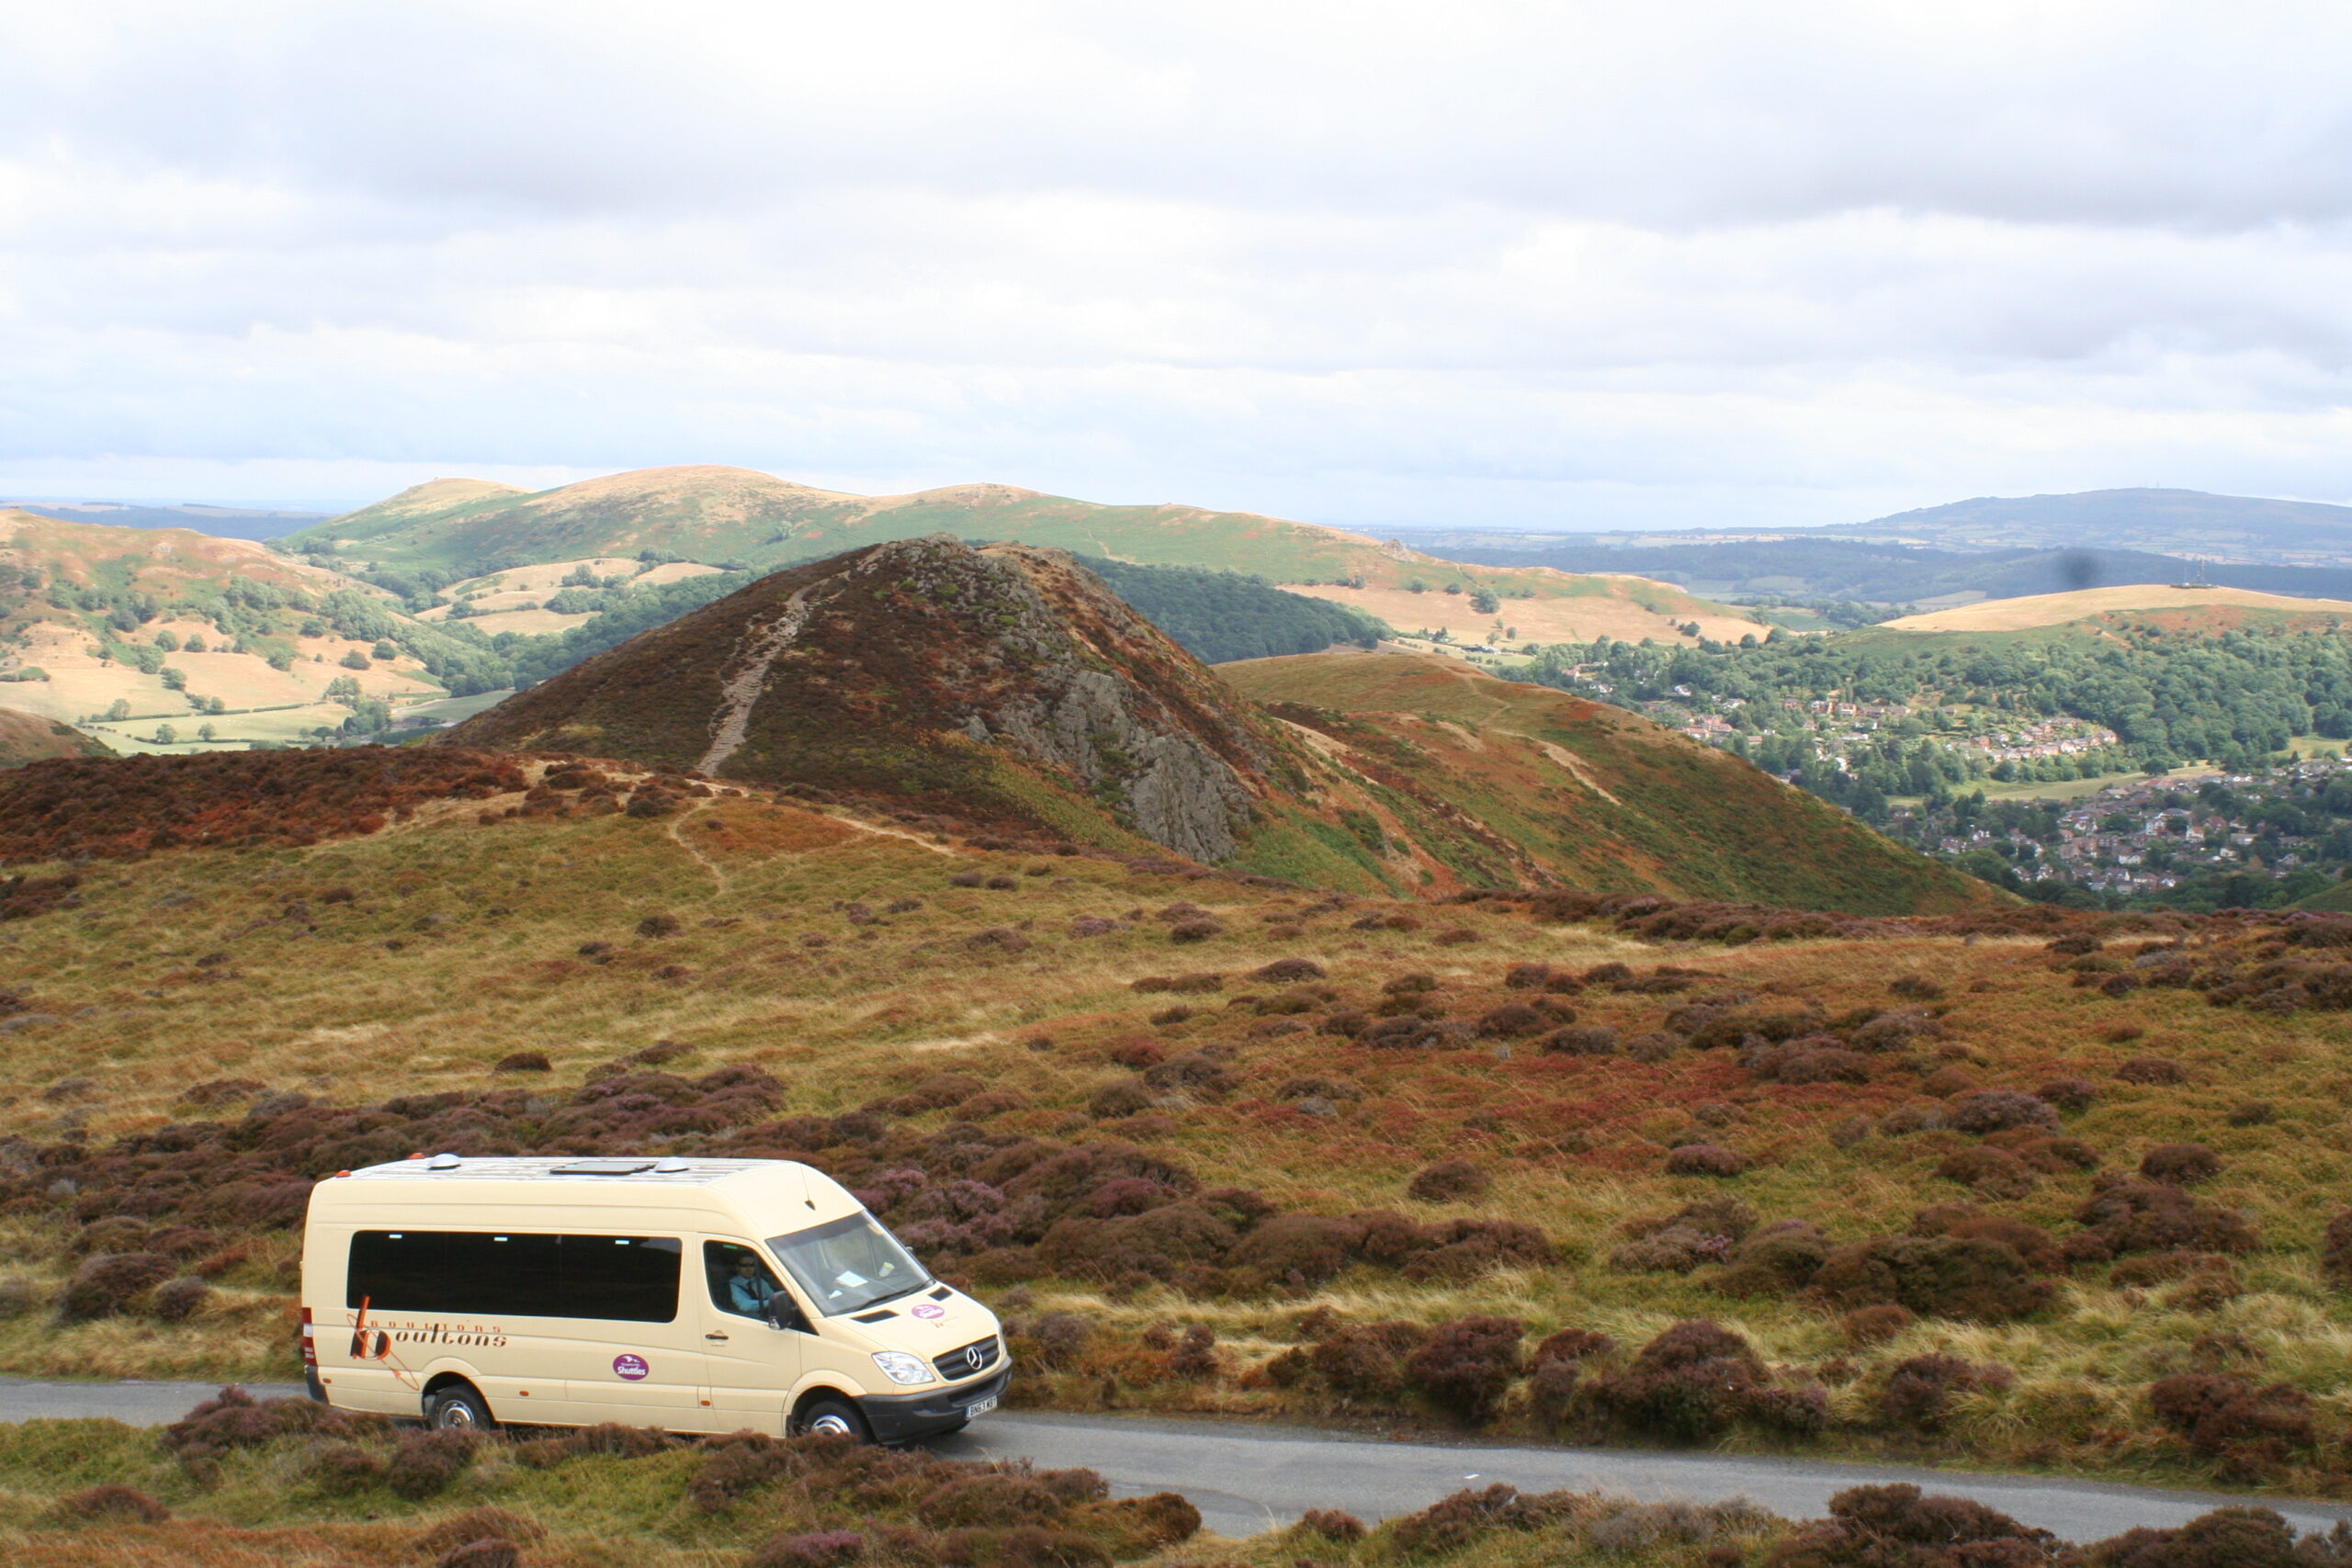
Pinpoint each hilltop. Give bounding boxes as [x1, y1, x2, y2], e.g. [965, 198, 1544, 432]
[283, 464, 1760, 649]
[443, 536, 1979, 907]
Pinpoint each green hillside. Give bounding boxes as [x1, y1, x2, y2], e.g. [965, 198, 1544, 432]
[281, 466, 1762, 648]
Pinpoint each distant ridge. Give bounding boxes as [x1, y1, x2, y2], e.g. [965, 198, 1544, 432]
[1824, 487, 2352, 565]
[285, 465, 1762, 649]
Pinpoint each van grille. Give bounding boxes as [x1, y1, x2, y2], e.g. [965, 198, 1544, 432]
[933, 1337, 1001, 1381]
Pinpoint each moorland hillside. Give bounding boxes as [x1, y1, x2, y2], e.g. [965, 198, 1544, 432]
[0, 752, 2348, 1499]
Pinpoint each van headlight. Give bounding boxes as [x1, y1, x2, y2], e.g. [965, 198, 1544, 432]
[872, 1351, 933, 1385]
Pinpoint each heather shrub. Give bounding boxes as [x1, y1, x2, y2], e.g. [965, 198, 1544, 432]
[1403, 1316, 1524, 1420]
[387, 1429, 478, 1499]
[60, 1483, 169, 1523]
[1841, 1304, 1915, 1346]
[1030, 1313, 1092, 1369]
[1542, 1024, 1620, 1055]
[2039, 1077, 2098, 1112]
[151, 1276, 210, 1322]
[1666, 1143, 1748, 1178]
[59, 1251, 174, 1321]
[2149, 1374, 2316, 1473]
[1811, 1235, 2053, 1323]
[2141, 1143, 2222, 1185]
[2118, 1057, 2188, 1085]
[2091, 1508, 2309, 1568]
[1944, 1090, 2058, 1134]
[492, 1051, 551, 1073]
[1407, 1159, 1489, 1202]
[2075, 1178, 2257, 1257]
[1877, 1354, 2012, 1430]
[1713, 1220, 1831, 1295]
[1585, 1320, 1792, 1444]
[1307, 1320, 1430, 1398]
[308, 1442, 386, 1495]
[2324, 1211, 2352, 1285]
[1295, 1508, 1367, 1542]
[1253, 958, 1325, 983]
[0, 1276, 35, 1318]
[1477, 1002, 1549, 1037]
[1767, 1484, 2050, 1568]
[920, 1473, 1070, 1529]
[1387, 1483, 1587, 1556]
[686, 1432, 806, 1513]
[1933, 1147, 2037, 1201]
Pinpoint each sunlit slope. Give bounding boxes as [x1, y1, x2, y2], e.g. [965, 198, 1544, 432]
[1883, 584, 2352, 632]
[1222, 649, 1999, 915]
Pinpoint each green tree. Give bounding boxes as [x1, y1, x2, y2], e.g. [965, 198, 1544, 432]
[153, 723, 175, 744]
[324, 674, 363, 708]
[197, 722, 217, 741]
[340, 648, 370, 670]
[104, 698, 130, 721]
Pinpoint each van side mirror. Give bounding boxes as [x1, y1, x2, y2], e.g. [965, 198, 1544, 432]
[769, 1301, 812, 1334]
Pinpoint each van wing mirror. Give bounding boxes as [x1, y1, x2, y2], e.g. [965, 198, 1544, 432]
[769, 1299, 813, 1334]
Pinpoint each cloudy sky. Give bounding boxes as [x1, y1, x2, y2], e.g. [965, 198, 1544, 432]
[5, 1, 2350, 529]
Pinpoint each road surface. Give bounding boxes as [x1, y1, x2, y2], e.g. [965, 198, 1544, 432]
[5, 1376, 2346, 1543]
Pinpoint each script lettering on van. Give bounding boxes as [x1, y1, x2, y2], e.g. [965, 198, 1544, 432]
[347, 1300, 508, 1364]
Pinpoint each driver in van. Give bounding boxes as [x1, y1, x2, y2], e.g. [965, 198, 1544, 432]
[729, 1254, 784, 1320]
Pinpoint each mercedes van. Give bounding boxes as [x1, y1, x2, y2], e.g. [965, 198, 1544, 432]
[300, 1155, 1007, 1442]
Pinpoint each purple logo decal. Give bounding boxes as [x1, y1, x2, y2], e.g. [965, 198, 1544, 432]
[613, 1353, 650, 1381]
[912, 1303, 945, 1320]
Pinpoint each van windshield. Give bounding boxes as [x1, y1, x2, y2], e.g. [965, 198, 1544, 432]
[766, 1213, 931, 1315]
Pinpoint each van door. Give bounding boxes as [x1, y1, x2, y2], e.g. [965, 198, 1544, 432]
[552, 1234, 706, 1427]
[696, 1238, 804, 1434]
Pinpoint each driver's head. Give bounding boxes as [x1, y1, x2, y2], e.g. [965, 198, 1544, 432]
[735, 1257, 757, 1275]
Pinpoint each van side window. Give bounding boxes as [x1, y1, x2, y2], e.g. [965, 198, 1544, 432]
[705, 1240, 789, 1321]
[347, 1231, 681, 1322]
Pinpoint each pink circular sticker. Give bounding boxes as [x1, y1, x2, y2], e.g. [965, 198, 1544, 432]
[613, 1353, 650, 1381]
[912, 1303, 944, 1320]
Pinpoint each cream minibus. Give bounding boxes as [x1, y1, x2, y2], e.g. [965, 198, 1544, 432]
[300, 1155, 1007, 1442]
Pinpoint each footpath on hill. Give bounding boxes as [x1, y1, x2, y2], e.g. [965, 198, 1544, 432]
[5, 1376, 2348, 1543]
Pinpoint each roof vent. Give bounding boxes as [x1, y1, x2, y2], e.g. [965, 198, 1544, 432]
[427, 1153, 461, 1170]
[554, 1158, 657, 1176]
[653, 1156, 691, 1174]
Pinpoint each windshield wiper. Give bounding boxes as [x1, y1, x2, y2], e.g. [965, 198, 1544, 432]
[861, 1278, 933, 1309]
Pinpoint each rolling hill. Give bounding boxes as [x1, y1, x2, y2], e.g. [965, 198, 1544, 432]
[284, 465, 1762, 648]
[1824, 487, 2352, 566]
[1880, 584, 2352, 633]
[444, 536, 1984, 910]
[0, 705, 115, 765]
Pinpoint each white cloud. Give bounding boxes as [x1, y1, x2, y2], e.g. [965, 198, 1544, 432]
[4, 1, 2352, 527]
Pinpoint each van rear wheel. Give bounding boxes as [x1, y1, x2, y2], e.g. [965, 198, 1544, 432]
[793, 1396, 869, 1442]
[425, 1382, 496, 1432]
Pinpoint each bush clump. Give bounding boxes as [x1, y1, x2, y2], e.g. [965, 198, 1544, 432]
[1407, 1159, 1490, 1202]
[1585, 1320, 1825, 1443]
[1877, 1354, 2013, 1430]
[1403, 1316, 1524, 1420]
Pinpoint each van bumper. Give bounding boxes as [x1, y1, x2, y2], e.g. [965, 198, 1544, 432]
[860, 1367, 1010, 1444]
[303, 1369, 327, 1404]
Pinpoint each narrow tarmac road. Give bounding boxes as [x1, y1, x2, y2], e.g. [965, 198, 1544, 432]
[6, 1377, 2346, 1543]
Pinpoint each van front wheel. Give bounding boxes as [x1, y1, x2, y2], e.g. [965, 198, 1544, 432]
[794, 1396, 869, 1442]
[425, 1382, 496, 1432]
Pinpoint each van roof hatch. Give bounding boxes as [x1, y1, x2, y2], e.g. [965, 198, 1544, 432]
[553, 1157, 659, 1176]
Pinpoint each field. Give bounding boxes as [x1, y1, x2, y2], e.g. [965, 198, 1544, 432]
[1285, 581, 1758, 649]
[4, 762, 2352, 1506]
[415, 557, 725, 637]
[1883, 585, 2352, 633]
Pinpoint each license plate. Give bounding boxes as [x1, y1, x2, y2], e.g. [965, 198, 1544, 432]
[965, 1396, 998, 1418]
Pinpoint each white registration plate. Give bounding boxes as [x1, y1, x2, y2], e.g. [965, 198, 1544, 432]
[965, 1395, 998, 1418]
